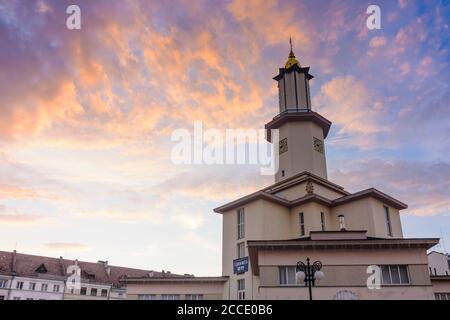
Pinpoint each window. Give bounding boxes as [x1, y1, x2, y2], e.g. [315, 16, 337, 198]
[53, 285, 60, 293]
[138, 294, 156, 300]
[320, 212, 325, 231]
[29, 282, 36, 290]
[237, 279, 245, 300]
[161, 294, 180, 300]
[299, 212, 305, 236]
[26, 298, 33, 300]
[237, 242, 245, 259]
[186, 294, 203, 300]
[381, 265, 409, 285]
[279, 266, 297, 285]
[101, 289, 108, 297]
[41, 284, 48, 291]
[281, 170, 285, 177]
[90, 288, 98, 296]
[0, 296, 5, 300]
[237, 208, 245, 239]
[16, 281, 24, 290]
[384, 206, 392, 236]
[80, 287, 87, 295]
[13, 297, 21, 300]
[435, 293, 450, 300]
[0, 279, 7, 288]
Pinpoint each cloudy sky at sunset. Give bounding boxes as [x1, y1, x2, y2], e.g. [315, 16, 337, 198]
[0, 0, 449, 275]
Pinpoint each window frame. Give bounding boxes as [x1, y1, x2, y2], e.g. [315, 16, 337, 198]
[299, 212, 305, 236]
[161, 294, 180, 300]
[237, 279, 245, 300]
[384, 206, 393, 236]
[381, 265, 410, 285]
[320, 212, 325, 231]
[80, 287, 87, 295]
[41, 283, 48, 292]
[90, 288, 98, 296]
[279, 266, 297, 286]
[237, 242, 245, 259]
[53, 284, 60, 293]
[16, 281, 24, 290]
[138, 294, 156, 300]
[237, 208, 245, 239]
[29, 282, 36, 291]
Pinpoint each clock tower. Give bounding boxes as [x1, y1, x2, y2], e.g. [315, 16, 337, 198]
[266, 40, 331, 182]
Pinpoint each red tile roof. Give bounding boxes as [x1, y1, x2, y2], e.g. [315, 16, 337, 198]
[0, 250, 166, 287]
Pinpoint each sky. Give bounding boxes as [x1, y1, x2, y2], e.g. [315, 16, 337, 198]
[0, 0, 449, 275]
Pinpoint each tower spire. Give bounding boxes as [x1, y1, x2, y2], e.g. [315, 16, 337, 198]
[285, 37, 300, 68]
[289, 36, 293, 55]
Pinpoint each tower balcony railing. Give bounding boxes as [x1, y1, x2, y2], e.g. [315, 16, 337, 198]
[274, 108, 311, 119]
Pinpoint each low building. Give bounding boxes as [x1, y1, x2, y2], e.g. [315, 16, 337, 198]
[428, 251, 450, 300]
[0, 250, 163, 300]
[125, 275, 228, 300]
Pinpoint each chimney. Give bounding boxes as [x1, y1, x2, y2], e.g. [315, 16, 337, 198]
[59, 256, 66, 276]
[338, 215, 346, 231]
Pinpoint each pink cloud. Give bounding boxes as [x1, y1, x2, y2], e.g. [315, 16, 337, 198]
[331, 159, 450, 217]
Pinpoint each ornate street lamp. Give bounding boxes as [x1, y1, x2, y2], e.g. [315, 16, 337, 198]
[295, 258, 324, 300]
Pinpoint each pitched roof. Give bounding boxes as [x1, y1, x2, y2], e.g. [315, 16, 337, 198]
[0, 250, 164, 287]
[214, 185, 407, 214]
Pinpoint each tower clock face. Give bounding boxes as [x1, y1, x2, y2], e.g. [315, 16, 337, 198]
[313, 137, 324, 154]
[279, 138, 288, 155]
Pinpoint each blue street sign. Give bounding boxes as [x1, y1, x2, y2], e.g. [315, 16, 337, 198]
[233, 257, 249, 274]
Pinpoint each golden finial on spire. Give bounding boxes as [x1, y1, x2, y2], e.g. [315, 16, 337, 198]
[285, 36, 301, 69]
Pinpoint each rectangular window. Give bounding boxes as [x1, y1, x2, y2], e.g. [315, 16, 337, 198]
[138, 294, 156, 300]
[13, 297, 21, 300]
[16, 281, 24, 290]
[299, 212, 305, 236]
[41, 284, 48, 291]
[384, 206, 393, 236]
[80, 287, 87, 295]
[279, 266, 297, 285]
[237, 242, 245, 259]
[53, 285, 60, 293]
[29, 282, 36, 291]
[161, 294, 180, 300]
[435, 293, 450, 300]
[0, 279, 7, 288]
[237, 279, 245, 300]
[90, 288, 98, 296]
[186, 294, 203, 300]
[320, 212, 325, 231]
[381, 265, 410, 285]
[101, 289, 108, 297]
[237, 208, 245, 239]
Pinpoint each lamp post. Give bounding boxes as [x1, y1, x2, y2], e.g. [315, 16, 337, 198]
[295, 258, 324, 300]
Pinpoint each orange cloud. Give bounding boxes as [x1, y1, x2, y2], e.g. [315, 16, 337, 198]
[314, 76, 386, 148]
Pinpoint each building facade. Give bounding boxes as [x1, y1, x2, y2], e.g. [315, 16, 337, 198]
[428, 251, 450, 300]
[0, 250, 160, 300]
